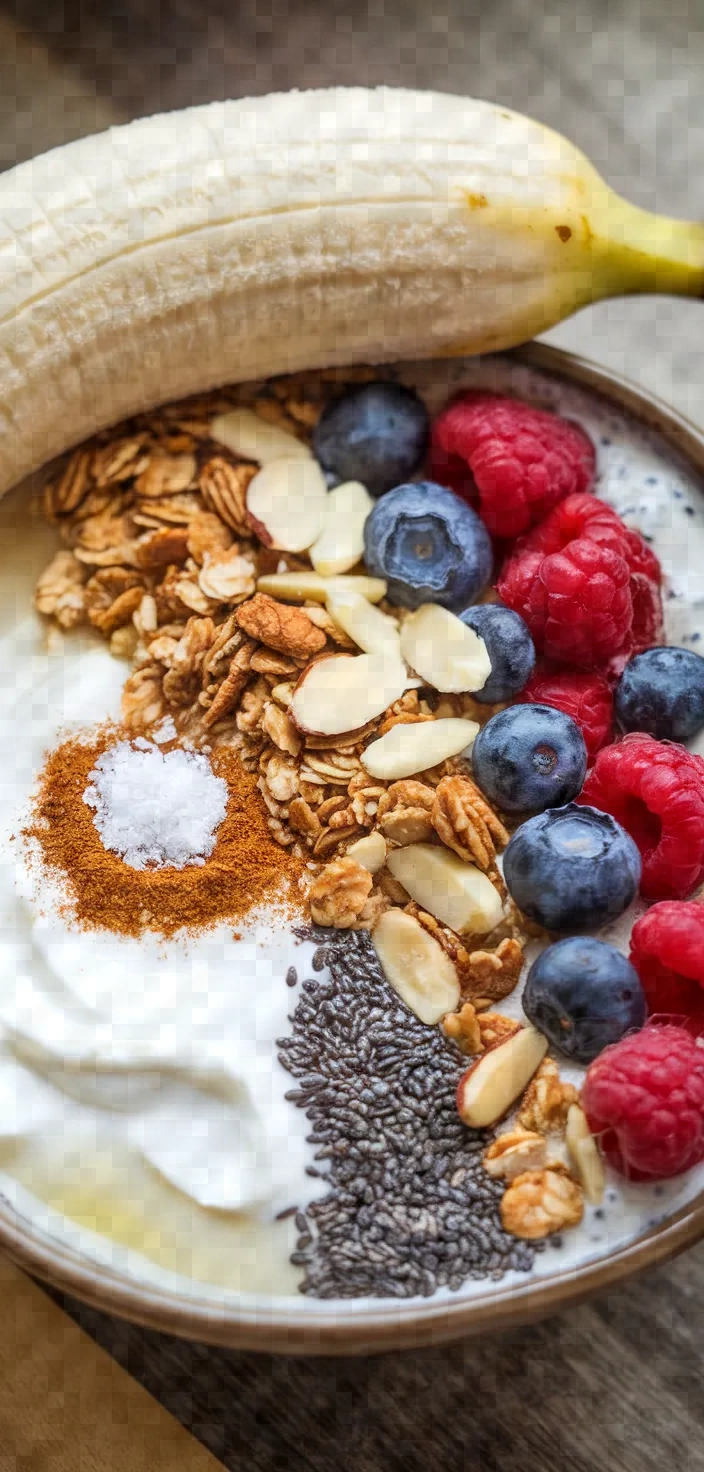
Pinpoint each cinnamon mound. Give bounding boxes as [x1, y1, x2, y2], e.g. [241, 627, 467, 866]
[24, 725, 304, 938]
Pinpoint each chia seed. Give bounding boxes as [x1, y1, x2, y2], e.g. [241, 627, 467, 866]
[277, 927, 540, 1300]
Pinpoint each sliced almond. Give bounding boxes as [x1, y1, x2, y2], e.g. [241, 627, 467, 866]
[246, 457, 329, 552]
[457, 1026, 548, 1129]
[565, 1104, 606, 1205]
[290, 652, 408, 737]
[257, 571, 387, 605]
[346, 831, 387, 873]
[326, 592, 401, 659]
[386, 843, 504, 936]
[361, 718, 479, 781]
[210, 408, 312, 464]
[310, 481, 374, 576]
[372, 908, 460, 1025]
[400, 603, 491, 693]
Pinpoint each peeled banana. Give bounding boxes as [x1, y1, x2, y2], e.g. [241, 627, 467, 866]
[1, 86, 703, 497]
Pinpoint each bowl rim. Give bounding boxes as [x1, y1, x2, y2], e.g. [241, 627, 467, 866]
[2, 339, 702, 1355]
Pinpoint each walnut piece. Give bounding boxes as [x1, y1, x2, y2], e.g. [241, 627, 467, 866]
[500, 1168, 584, 1239]
[377, 780, 435, 845]
[431, 775, 509, 870]
[483, 1129, 549, 1182]
[462, 938, 525, 1002]
[518, 1057, 580, 1135]
[442, 1002, 482, 1056]
[309, 856, 373, 928]
[34, 550, 87, 629]
[477, 1012, 522, 1050]
[236, 594, 326, 659]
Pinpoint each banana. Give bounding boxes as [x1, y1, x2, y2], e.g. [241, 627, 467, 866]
[2, 86, 703, 498]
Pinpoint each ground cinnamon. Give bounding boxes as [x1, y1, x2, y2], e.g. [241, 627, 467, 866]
[23, 725, 305, 939]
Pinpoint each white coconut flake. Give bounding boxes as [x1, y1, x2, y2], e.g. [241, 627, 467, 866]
[83, 740, 228, 870]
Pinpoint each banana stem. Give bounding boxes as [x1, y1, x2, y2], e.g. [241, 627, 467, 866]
[593, 193, 704, 300]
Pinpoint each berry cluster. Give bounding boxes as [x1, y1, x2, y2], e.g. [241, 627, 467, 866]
[340, 381, 704, 1187]
[428, 392, 704, 1184]
[582, 1025, 704, 1181]
[630, 902, 704, 1031]
[430, 392, 596, 537]
[497, 492, 663, 671]
[579, 734, 704, 901]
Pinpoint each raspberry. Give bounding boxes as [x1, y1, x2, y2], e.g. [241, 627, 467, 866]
[430, 393, 595, 539]
[498, 493, 663, 671]
[630, 902, 704, 1032]
[498, 538, 633, 670]
[516, 492, 661, 585]
[582, 1024, 704, 1181]
[517, 671, 613, 759]
[578, 734, 704, 900]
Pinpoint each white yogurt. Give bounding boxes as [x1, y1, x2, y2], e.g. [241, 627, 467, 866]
[0, 494, 325, 1292]
[0, 353, 702, 1300]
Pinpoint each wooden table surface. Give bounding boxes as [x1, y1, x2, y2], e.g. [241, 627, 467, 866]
[1, 0, 703, 1466]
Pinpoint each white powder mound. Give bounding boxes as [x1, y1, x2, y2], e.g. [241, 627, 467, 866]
[83, 740, 228, 870]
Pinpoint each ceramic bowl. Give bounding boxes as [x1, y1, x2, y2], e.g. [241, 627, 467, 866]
[1, 341, 702, 1354]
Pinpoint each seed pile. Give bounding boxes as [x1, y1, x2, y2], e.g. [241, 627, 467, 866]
[278, 928, 539, 1299]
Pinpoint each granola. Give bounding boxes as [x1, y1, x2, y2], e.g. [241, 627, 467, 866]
[518, 1057, 581, 1134]
[483, 1128, 549, 1181]
[376, 780, 435, 845]
[236, 593, 327, 658]
[34, 550, 87, 629]
[309, 856, 374, 928]
[441, 1001, 482, 1056]
[500, 1168, 584, 1239]
[431, 774, 510, 870]
[33, 376, 532, 968]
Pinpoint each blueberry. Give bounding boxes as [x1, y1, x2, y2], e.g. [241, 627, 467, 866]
[363, 481, 493, 611]
[312, 381, 429, 498]
[458, 604, 536, 704]
[615, 645, 704, 742]
[522, 936, 646, 1063]
[472, 704, 587, 814]
[503, 803, 642, 931]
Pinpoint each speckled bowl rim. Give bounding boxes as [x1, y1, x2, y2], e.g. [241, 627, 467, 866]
[1, 341, 702, 1355]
